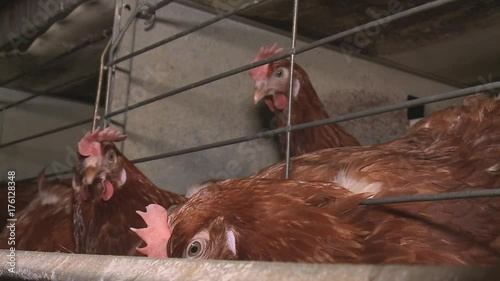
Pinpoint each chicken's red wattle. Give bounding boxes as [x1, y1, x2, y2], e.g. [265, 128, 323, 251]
[273, 93, 287, 110]
[102, 180, 114, 201]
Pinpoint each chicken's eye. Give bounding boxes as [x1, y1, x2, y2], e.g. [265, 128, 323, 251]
[107, 150, 116, 164]
[186, 240, 205, 258]
[275, 69, 284, 78]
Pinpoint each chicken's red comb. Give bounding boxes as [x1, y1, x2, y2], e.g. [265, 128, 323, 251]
[78, 127, 127, 157]
[248, 43, 284, 81]
[131, 204, 171, 258]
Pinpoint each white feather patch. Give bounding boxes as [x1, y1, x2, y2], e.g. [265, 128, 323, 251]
[225, 229, 237, 256]
[118, 168, 127, 187]
[40, 193, 61, 205]
[186, 181, 214, 198]
[333, 170, 382, 197]
[292, 78, 300, 98]
[487, 164, 500, 174]
[72, 176, 78, 190]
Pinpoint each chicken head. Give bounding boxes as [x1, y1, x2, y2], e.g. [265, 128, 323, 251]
[72, 127, 127, 202]
[249, 43, 301, 113]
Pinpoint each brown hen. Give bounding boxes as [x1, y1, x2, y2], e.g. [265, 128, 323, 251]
[133, 178, 500, 265]
[0, 178, 39, 230]
[249, 43, 360, 158]
[72, 127, 186, 255]
[252, 94, 500, 195]
[0, 170, 75, 253]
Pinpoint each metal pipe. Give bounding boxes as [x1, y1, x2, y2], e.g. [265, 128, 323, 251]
[103, 0, 457, 120]
[0, 72, 98, 111]
[92, 38, 113, 131]
[109, 0, 271, 65]
[2, 81, 500, 153]
[285, 0, 300, 179]
[2, 251, 498, 281]
[0, 29, 111, 87]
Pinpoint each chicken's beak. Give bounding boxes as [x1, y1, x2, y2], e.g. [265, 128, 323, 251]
[253, 81, 268, 105]
[83, 166, 99, 186]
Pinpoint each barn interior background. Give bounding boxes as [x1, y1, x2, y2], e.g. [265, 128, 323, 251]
[1, 0, 498, 195]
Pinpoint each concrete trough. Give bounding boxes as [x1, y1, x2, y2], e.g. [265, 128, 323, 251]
[1, 250, 499, 281]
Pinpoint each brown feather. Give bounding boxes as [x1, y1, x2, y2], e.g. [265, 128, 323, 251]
[264, 59, 360, 158]
[167, 178, 500, 265]
[0, 176, 75, 253]
[252, 94, 500, 197]
[73, 141, 187, 255]
[0, 179, 39, 230]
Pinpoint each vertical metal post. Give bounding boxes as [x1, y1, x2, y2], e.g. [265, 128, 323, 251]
[104, 24, 119, 129]
[92, 38, 113, 131]
[285, 0, 300, 179]
[103, 60, 115, 128]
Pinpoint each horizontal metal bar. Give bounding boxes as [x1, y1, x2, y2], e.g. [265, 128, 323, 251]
[0, 117, 92, 149]
[2, 251, 497, 281]
[131, 131, 279, 164]
[2, 79, 499, 156]
[4, 80, 499, 157]
[362, 189, 500, 206]
[291, 81, 500, 131]
[104, 51, 290, 119]
[0, 71, 99, 111]
[119, 81, 500, 162]
[0, 29, 111, 87]
[109, 0, 270, 65]
[105, 0, 456, 119]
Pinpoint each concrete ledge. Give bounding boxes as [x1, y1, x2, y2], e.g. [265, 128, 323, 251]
[1, 250, 499, 281]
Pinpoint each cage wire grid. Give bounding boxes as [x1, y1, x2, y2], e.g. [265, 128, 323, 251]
[0, 0, 499, 221]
